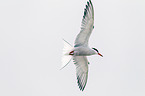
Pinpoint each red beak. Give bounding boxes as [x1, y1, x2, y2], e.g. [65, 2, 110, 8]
[98, 53, 103, 57]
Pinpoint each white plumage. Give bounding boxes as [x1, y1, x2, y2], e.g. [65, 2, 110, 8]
[61, 0, 103, 91]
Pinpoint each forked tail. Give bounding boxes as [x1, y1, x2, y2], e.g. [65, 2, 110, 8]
[61, 39, 73, 70]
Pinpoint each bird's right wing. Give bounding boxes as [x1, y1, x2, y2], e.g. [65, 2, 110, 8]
[74, 0, 94, 47]
[73, 56, 89, 91]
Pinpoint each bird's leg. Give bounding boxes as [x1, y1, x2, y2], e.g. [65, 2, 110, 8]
[69, 51, 74, 55]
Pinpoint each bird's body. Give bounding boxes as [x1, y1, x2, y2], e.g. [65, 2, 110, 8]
[61, 0, 103, 91]
[70, 46, 96, 56]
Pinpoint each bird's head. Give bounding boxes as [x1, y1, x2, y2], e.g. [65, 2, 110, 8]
[92, 48, 103, 57]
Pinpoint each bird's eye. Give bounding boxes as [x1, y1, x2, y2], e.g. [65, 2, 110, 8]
[92, 48, 99, 52]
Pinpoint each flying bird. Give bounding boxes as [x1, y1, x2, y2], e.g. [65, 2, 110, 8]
[61, 0, 103, 91]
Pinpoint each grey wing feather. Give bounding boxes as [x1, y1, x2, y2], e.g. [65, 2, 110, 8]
[73, 56, 89, 91]
[75, 0, 94, 47]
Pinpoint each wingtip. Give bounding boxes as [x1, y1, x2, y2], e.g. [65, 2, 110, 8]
[89, 0, 92, 3]
[77, 75, 87, 91]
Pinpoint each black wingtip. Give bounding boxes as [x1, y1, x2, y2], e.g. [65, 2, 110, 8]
[87, 1, 89, 6]
[77, 75, 87, 91]
[82, 0, 93, 20]
[89, 0, 93, 7]
[77, 76, 84, 91]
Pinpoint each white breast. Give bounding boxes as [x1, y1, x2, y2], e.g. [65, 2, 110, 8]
[73, 47, 96, 56]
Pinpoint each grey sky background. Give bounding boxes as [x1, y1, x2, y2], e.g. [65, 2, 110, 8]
[0, 0, 145, 96]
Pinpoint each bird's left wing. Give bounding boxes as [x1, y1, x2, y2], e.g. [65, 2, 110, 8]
[73, 56, 89, 91]
[74, 0, 94, 47]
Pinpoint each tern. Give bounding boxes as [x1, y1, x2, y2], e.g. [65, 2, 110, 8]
[61, 0, 103, 91]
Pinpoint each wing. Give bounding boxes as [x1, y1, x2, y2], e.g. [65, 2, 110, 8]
[73, 56, 89, 91]
[75, 0, 94, 47]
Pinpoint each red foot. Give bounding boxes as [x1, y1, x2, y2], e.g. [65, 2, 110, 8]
[69, 51, 74, 55]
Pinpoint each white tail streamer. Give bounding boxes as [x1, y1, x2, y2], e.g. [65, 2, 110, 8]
[61, 39, 73, 70]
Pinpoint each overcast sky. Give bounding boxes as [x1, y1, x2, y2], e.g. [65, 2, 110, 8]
[0, 0, 145, 96]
